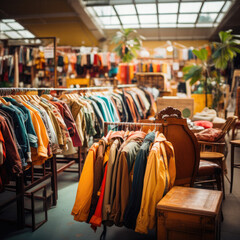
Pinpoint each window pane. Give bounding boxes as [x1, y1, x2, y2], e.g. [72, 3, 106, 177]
[7, 22, 24, 30]
[123, 24, 140, 28]
[120, 15, 139, 24]
[136, 4, 156, 14]
[93, 6, 115, 16]
[5, 31, 22, 38]
[158, 3, 178, 13]
[198, 13, 217, 23]
[104, 25, 121, 29]
[2, 19, 15, 23]
[99, 16, 120, 25]
[178, 14, 197, 23]
[201, 1, 225, 13]
[139, 15, 157, 24]
[159, 24, 177, 28]
[159, 14, 177, 23]
[115, 5, 136, 15]
[178, 23, 195, 28]
[216, 13, 224, 23]
[180, 2, 202, 13]
[0, 22, 11, 31]
[0, 33, 8, 39]
[222, 1, 232, 12]
[18, 30, 35, 38]
[196, 23, 213, 28]
[141, 24, 158, 28]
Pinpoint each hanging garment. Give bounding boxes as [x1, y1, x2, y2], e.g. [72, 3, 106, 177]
[124, 131, 155, 229]
[135, 133, 175, 234]
[71, 143, 99, 222]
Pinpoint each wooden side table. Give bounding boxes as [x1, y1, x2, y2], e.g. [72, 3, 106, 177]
[157, 186, 223, 240]
[230, 140, 240, 193]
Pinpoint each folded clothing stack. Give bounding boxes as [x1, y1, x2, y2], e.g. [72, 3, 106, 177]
[192, 107, 226, 125]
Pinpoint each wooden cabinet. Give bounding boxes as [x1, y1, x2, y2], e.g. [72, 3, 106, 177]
[157, 186, 222, 240]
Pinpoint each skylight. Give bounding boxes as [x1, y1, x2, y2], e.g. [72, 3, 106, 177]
[136, 4, 157, 14]
[178, 14, 198, 23]
[115, 5, 136, 15]
[93, 6, 115, 16]
[159, 15, 177, 24]
[180, 2, 202, 13]
[139, 15, 157, 24]
[158, 3, 179, 13]
[201, 1, 225, 13]
[120, 16, 139, 24]
[0, 19, 36, 39]
[86, 0, 234, 29]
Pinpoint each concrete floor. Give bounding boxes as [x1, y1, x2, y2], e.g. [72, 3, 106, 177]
[1, 134, 240, 240]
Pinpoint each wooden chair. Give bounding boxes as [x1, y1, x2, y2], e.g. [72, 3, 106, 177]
[155, 107, 200, 186]
[197, 116, 238, 198]
[232, 87, 240, 140]
[141, 107, 223, 191]
[140, 107, 200, 186]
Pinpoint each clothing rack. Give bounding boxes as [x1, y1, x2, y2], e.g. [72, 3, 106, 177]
[103, 121, 163, 136]
[101, 121, 163, 240]
[0, 87, 57, 230]
[0, 37, 57, 88]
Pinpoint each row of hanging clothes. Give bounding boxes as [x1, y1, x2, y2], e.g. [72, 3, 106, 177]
[59, 87, 157, 139]
[57, 48, 118, 78]
[71, 123, 176, 234]
[0, 86, 156, 191]
[0, 90, 83, 191]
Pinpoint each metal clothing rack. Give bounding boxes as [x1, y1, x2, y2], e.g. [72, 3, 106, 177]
[103, 121, 163, 136]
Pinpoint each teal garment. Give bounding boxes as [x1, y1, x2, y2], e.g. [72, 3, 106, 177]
[90, 96, 112, 122]
[98, 96, 115, 122]
[4, 97, 38, 148]
[0, 103, 29, 167]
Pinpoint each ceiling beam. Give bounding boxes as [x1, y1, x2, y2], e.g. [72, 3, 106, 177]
[11, 12, 78, 20]
[67, 0, 106, 41]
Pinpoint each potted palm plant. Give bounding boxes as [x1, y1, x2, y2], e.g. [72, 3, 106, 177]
[183, 30, 240, 110]
[112, 28, 143, 63]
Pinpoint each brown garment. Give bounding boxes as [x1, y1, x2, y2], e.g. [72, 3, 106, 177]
[107, 131, 146, 225]
[125, 92, 138, 122]
[0, 115, 22, 190]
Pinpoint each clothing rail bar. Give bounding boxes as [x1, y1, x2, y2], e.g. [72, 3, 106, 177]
[104, 121, 163, 136]
[0, 84, 137, 93]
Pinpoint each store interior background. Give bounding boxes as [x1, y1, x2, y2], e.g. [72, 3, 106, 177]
[1, 0, 240, 240]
